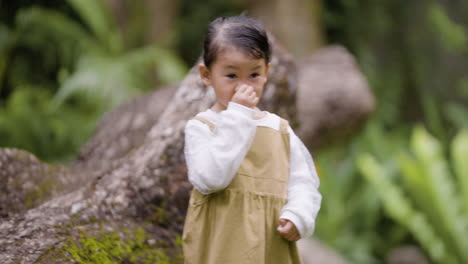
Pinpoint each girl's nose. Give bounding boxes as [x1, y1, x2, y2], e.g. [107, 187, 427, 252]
[241, 79, 255, 86]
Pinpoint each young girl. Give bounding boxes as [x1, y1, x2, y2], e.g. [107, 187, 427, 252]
[182, 15, 322, 264]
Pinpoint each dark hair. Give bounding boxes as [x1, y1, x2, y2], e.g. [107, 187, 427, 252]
[202, 15, 271, 69]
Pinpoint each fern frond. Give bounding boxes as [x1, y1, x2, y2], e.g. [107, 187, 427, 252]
[411, 125, 468, 262]
[53, 54, 141, 110]
[67, 0, 122, 53]
[452, 130, 468, 214]
[16, 7, 97, 52]
[121, 45, 188, 85]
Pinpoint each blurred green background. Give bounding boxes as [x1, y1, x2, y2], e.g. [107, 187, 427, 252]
[1, 0, 468, 263]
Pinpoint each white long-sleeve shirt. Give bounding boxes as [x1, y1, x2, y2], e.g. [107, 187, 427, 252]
[184, 102, 322, 238]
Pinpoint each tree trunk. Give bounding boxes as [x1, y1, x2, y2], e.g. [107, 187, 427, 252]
[0, 39, 373, 263]
[247, 0, 324, 57]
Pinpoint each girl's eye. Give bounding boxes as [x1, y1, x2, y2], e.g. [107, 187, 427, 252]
[250, 73, 260, 78]
[226, 74, 237, 79]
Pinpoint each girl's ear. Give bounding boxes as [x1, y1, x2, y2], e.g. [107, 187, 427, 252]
[263, 63, 271, 82]
[264, 63, 271, 77]
[198, 63, 211, 86]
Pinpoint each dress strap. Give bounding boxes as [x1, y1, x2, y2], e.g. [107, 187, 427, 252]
[279, 118, 289, 133]
[191, 116, 215, 132]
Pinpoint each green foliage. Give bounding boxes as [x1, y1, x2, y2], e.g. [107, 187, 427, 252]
[54, 45, 186, 109]
[13, 2, 187, 108]
[315, 148, 381, 264]
[315, 121, 410, 264]
[319, 1, 468, 262]
[357, 126, 468, 264]
[67, 0, 120, 53]
[320, 7, 468, 260]
[323, 0, 468, 141]
[176, 0, 245, 64]
[452, 131, 468, 214]
[0, 1, 188, 162]
[358, 153, 455, 264]
[445, 78, 468, 129]
[428, 3, 467, 52]
[0, 87, 98, 162]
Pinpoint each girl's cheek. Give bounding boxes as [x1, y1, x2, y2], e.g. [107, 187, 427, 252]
[251, 77, 266, 88]
[255, 78, 267, 88]
[250, 78, 262, 86]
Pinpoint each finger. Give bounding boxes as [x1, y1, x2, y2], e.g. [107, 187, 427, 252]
[239, 84, 248, 93]
[277, 225, 285, 233]
[280, 225, 292, 237]
[243, 85, 254, 94]
[278, 218, 287, 226]
[279, 232, 288, 240]
[286, 227, 296, 240]
[290, 231, 299, 241]
[280, 229, 297, 242]
[279, 230, 291, 241]
[284, 221, 293, 230]
[277, 227, 285, 235]
[277, 224, 289, 234]
[234, 85, 242, 95]
[290, 231, 299, 240]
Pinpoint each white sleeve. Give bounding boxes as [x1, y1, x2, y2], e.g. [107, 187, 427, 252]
[280, 126, 322, 238]
[184, 102, 257, 194]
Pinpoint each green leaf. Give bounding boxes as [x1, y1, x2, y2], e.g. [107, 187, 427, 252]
[16, 7, 94, 48]
[122, 45, 188, 85]
[397, 151, 442, 229]
[452, 130, 468, 214]
[0, 23, 11, 86]
[67, 0, 122, 53]
[427, 3, 467, 52]
[53, 54, 141, 110]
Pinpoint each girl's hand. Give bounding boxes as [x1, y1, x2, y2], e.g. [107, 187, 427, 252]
[231, 84, 259, 108]
[277, 218, 301, 241]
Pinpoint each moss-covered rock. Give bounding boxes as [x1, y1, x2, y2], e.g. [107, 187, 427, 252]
[38, 223, 183, 264]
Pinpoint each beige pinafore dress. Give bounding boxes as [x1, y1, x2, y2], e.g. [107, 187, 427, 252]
[182, 116, 302, 264]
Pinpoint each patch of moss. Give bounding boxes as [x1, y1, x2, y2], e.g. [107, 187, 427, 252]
[172, 234, 185, 264]
[24, 176, 54, 208]
[45, 226, 173, 264]
[153, 204, 170, 225]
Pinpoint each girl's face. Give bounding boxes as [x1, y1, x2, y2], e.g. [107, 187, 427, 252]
[199, 47, 270, 110]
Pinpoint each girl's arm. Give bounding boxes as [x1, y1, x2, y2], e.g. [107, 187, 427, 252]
[280, 126, 322, 239]
[184, 102, 256, 195]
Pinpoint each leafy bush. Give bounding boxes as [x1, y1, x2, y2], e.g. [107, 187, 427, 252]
[358, 126, 468, 264]
[315, 121, 410, 264]
[0, 0, 188, 162]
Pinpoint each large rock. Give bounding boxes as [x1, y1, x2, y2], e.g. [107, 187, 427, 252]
[297, 45, 375, 149]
